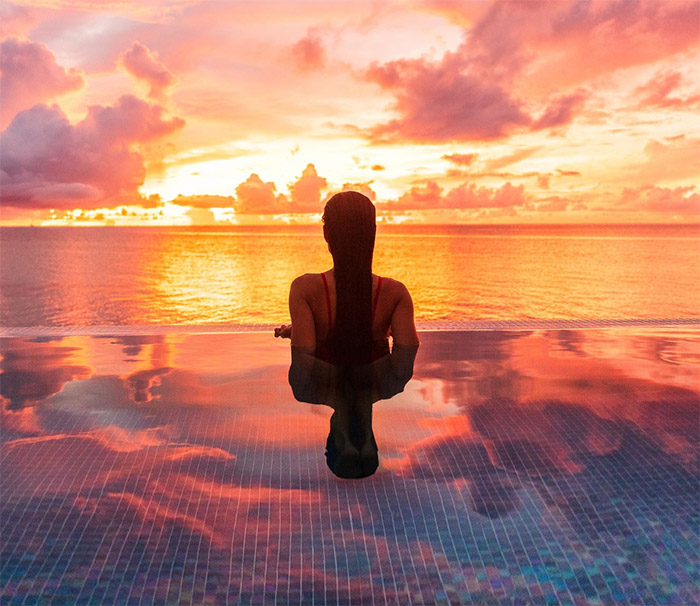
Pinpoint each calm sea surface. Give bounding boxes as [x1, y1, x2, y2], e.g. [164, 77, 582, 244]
[1, 224, 698, 326]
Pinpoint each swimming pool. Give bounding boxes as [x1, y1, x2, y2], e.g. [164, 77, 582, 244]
[1, 325, 698, 605]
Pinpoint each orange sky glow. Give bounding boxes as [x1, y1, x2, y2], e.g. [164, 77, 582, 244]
[0, 0, 698, 225]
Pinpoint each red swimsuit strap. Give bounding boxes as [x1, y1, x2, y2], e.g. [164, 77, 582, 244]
[372, 276, 382, 321]
[321, 272, 332, 327]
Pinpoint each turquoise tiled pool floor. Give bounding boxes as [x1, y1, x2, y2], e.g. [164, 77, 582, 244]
[1, 327, 698, 605]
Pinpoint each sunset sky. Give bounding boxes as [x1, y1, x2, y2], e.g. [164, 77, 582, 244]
[0, 0, 698, 225]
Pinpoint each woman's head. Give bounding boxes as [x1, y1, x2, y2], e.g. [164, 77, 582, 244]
[322, 191, 376, 262]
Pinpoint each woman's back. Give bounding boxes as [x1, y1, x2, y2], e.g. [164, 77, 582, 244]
[289, 269, 419, 360]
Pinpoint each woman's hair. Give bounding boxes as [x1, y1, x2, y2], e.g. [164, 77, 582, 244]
[322, 191, 376, 364]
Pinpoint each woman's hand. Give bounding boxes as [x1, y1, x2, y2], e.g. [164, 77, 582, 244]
[274, 324, 292, 339]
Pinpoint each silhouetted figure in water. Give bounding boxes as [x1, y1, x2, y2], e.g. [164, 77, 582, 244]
[275, 191, 420, 478]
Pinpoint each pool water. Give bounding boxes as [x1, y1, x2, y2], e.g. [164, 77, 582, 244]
[1, 327, 698, 605]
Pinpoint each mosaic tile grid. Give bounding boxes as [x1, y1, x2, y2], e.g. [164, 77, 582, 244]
[1, 329, 698, 605]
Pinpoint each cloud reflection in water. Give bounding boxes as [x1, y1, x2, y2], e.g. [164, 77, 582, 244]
[0, 329, 697, 605]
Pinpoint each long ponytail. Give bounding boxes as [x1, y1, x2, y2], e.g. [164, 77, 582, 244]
[322, 192, 376, 365]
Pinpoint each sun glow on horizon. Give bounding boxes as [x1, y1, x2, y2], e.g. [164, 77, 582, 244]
[1, 1, 698, 226]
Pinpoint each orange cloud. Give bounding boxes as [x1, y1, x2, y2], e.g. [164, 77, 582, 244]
[634, 136, 700, 184]
[442, 152, 477, 166]
[185, 206, 216, 225]
[288, 163, 327, 212]
[171, 194, 234, 208]
[126, 367, 173, 403]
[0, 37, 83, 129]
[341, 182, 376, 201]
[234, 173, 286, 214]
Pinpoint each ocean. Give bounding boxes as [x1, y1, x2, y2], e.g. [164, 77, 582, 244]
[1, 224, 698, 326]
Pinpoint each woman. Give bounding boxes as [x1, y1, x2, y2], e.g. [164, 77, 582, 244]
[275, 191, 420, 478]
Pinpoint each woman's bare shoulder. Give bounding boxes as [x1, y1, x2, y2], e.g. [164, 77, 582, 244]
[291, 272, 322, 291]
[289, 274, 321, 297]
[377, 276, 411, 298]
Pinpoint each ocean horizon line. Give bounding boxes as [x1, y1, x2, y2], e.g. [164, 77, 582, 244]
[2, 222, 699, 228]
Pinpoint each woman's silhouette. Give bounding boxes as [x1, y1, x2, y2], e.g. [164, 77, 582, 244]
[276, 191, 420, 478]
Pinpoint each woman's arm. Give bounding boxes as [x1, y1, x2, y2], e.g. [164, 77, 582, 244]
[390, 282, 420, 346]
[289, 276, 316, 353]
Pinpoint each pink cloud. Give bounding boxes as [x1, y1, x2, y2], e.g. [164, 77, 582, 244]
[534, 90, 588, 129]
[290, 30, 326, 71]
[288, 163, 327, 212]
[0, 95, 185, 209]
[368, 0, 699, 143]
[390, 180, 443, 209]
[0, 37, 84, 129]
[447, 181, 526, 209]
[633, 71, 700, 109]
[367, 56, 531, 142]
[458, 0, 700, 90]
[620, 185, 700, 215]
[545, 0, 700, 75]
[234, 173, 286, 214]
[0, 3, 36, 38]
[120, 41, 175, 99]
[386, 180, 526, 210]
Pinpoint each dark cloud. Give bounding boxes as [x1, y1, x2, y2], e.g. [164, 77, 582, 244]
[0, 339, 91, 410]
[534, 90, 588, 129]
[367, 56, 531, 142]
[0, 96, 185, 209]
